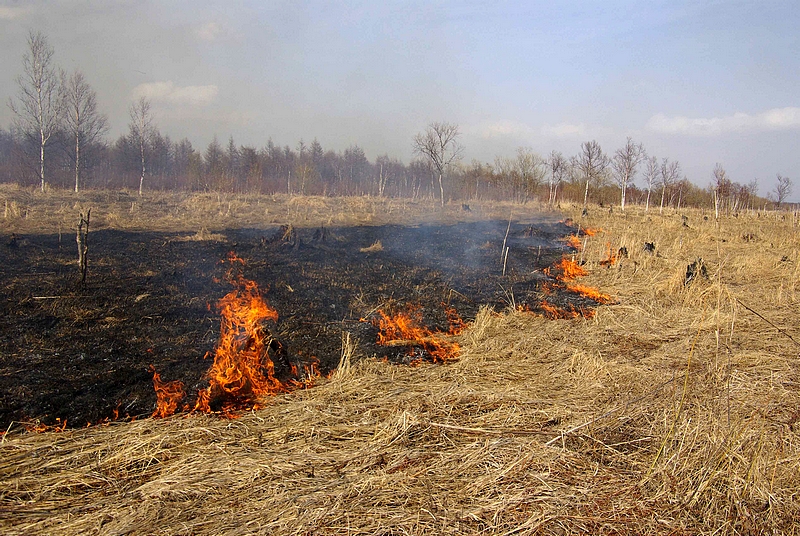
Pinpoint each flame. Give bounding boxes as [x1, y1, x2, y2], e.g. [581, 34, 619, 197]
[150, 365, 185, 418]
[194, 267, 286, 414]
[600, 242, 617, 266]
[565, 235, 582, 251]
[566, 283, 613, 304]
[375, 306, 461, 363]
[544, 258, 587, 281]
[151, 253, 317, 419]
[581, 227, 602, 237]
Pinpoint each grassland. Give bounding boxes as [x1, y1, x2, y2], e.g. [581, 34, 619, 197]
[1, 184, 799, 535]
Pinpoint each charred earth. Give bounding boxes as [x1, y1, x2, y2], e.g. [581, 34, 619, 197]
[0, 219, 596, 427]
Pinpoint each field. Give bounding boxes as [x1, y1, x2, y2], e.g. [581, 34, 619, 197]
[1, 185, 799, 535]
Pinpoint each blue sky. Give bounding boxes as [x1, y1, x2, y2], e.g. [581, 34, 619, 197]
[1, 0, 798, 198]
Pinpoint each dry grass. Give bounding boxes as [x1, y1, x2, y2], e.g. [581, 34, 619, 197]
[2, 192, 800, 534]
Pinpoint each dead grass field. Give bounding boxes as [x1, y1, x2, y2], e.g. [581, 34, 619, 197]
[1, 185, 799, 535]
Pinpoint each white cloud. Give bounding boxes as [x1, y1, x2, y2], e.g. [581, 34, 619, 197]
[0, 6, 28, 19]
[646, 107, 800, 136]
[195, 21, 222, 42]
[132, 81, 219, 107]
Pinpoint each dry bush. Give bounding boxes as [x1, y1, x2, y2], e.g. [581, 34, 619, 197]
[1, 197, 799, 535]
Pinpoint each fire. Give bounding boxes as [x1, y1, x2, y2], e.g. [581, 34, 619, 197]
[566, 283, 613, 304]
[375, 306, 462, 363]
[150, 253, 318, 419]
[581, 227, 602, 237]
[149, 365, 185, 418]
[194, 262, 286, 414]
[600, 242, 617, 266]
[565, 235, 582, 251]
[544, 258, 587, 281]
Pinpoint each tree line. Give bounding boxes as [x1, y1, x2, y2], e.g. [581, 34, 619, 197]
[2, 31, 793, 211]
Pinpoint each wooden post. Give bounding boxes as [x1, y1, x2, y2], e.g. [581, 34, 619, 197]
[77, 209, 91, 285]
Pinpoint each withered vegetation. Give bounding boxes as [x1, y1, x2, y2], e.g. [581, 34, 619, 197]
[1, 185, 799, 535]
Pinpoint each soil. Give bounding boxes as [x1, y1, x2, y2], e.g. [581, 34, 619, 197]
[0, 218, 592, 428]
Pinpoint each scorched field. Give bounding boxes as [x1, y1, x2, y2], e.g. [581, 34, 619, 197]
[1, 186, 799, 535]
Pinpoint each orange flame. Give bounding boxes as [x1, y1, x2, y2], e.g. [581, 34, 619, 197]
[566, 283, 613, 304]
[544, 258, 587, 282]
[375, 306, 461, 363]
[600, 242, 617, 266]
[581, 227, 602, 237]
[565, 235, 582, 251]
[149, 254, 323, 419]
[194, 268, 286, 414]
[150, 365, 185, 418]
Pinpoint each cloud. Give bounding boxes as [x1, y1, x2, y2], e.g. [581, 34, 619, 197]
[195, 21, 222, 42]
[646, 107, 800, 136]
[132, 81, 219, 107]
[0, 6, 29, 19]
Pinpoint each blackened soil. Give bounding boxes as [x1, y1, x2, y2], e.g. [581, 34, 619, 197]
[0, 219, 587, 428]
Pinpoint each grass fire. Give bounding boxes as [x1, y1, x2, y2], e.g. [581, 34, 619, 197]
[1, 190, 799, 534]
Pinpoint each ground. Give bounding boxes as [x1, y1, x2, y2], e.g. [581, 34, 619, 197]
[0, 212, 583, 427]
[1, 188, 798, 535]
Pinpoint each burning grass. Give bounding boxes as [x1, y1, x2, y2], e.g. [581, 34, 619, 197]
[373, 305, 465, 363]
[2, 197, 800, 535]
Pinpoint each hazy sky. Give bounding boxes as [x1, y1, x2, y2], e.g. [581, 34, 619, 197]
[1, 0, 798, 198]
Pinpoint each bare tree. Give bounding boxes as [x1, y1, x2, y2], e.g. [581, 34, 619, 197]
[514, 147, 546, 202]
[128, 97, 155, 196]
[659, 158, 681, 214]
[413, 122, 463, 207]
[711, 163, 729, 218]
[547, 150, 568, 208]
[575, 140, 608, 209]
[775, 174, 793, 206]
[643, 156, 658, 212]
[63, 70, 108, 192]
[611, 137, 645, 211]
[8, 31, 65, 191]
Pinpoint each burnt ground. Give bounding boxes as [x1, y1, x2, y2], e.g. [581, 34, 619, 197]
[0, 219, 591, 428]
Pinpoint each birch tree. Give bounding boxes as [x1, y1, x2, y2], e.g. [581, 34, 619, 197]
[575, 140, 608, 209]
[547, 151, 568, 208]
[659, 158, 681, 214]
[413, 122, 463, 207]
[128, 97, 155, 196]
[63, 70, 108, 192]
[8, 31, 65, 191]
[611, 137, 645, 211]
[643, 156, 658, 212]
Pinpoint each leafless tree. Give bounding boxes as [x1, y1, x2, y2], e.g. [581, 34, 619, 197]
[611, 137, 645, 211]
[547, 150, 568, 208]
[63, 70, 108, 193]
[643, 156, 659, 212]
[128, 97, 155, 196]
[711, 163, 730, 218]
[514, 147, 546, 202]
[659, 158, 681, 214]
[574, 140, 608, 209]
[775, 174, 793, 206]
[8, 31, 65, 191]
[746, 179, 759, 210]
[413, 122, 463, 207]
